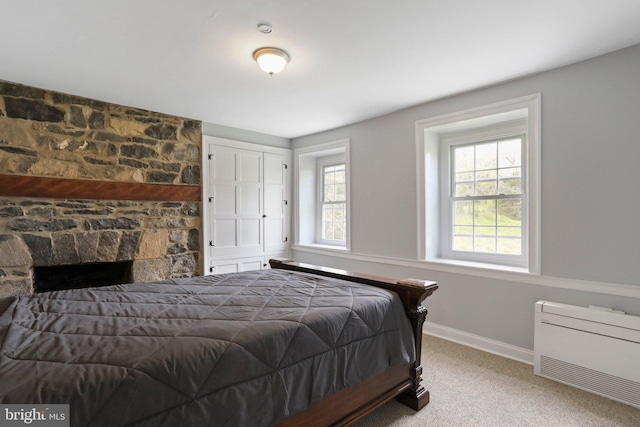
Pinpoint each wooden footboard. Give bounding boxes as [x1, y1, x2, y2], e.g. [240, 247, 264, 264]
[270, 259, 438, 426]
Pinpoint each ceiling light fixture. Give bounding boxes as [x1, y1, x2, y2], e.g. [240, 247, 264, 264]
[253, 47, 289, 76]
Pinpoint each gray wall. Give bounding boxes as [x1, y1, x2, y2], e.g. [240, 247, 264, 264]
[291, 44, 640, 351]
[202, 122, 290, 149]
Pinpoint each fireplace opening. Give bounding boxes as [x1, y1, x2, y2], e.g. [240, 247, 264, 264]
[33, 261, 133, 293]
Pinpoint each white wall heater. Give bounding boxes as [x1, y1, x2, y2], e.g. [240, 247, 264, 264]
[534, 301, 640, 408]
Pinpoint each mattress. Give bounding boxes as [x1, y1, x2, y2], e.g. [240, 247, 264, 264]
[0, 268, 415, 427]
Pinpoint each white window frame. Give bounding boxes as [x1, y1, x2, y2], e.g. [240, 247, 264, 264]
[440, 121, 527, 267]
[416, 94, 541, 273]
[294, 139, 350, 250]
[316, 156, 347, 246]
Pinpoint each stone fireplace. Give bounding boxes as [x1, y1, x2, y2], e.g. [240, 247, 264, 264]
[0, 80, 203, 297]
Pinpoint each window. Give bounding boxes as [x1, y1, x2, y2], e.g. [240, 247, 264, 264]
[319, 162, 347, 244]
[417, 94, 540, 272]
[295, 139, 350, 249]
[442, 129, 526, 266]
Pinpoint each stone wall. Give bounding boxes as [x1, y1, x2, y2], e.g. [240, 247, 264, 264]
[0, 81, 201, 184]
[0, 80, 202, 297]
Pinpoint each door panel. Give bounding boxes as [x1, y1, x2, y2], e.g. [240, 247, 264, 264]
[240, 219, 261, 247]
[238, 186, 261, 216]
[210, 257, 264, 275]
[264, 153, 288, 252]
[213, 219, 237, 248]
[239, 152, 262, 183]
[212, 149, 236, 181]
[264, 187, 284, 217]
[212, 262, 239, 275]
[239, 258, 264, 271]
[264, 218, 285, 252]
[265, 155, 285, 185]
[210, 146, 263, 257]
[213, 184, 236, 215]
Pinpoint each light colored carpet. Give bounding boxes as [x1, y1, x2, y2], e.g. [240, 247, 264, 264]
[355, 335, 640, 427]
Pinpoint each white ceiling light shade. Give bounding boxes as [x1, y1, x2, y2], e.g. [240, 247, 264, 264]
[253, 47, 289, 75]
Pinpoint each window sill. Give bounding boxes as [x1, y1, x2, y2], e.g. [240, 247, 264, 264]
[293, 245, 534, 278]
[292, 243, 349, 254]
[425, 257, 530, 274]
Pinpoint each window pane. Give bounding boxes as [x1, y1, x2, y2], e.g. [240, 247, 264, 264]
[454, 201, 473, 225]
[324, 185, 334, 201]
[475, 142, 497, 170]
[335, 183, 346, 201]
[497, 199, 521, 226]
[476, 183, 496, 197]
[498, 178, 521, 195]
[498, 138, 521, 168]
[475, 169, 496, 196]
[498, 165, 522, 195]
[498, 167, 521, 179]
[323, 205, 334, 220]
[455, 171, 474, 182]
[455, 182, 474, 197]
[475, 237, 496, 253]
[322, 221, 333, 239]
[454, 146, 474, 173]
[324, 168, 335, 184]
[322, 202, 346, 241]
[333, 223, 345, 240]
[453, 235, 473, 252]
[476, 169, 497, 180]
[498, 226, 520, 237]
[454, 172, 474, 197]
[474, 200, 496, 225]
[497, 197, 522, 255]
[454, 225, 473, 236]
[475, 226, 496, 237]
[497, 237, 521, 255]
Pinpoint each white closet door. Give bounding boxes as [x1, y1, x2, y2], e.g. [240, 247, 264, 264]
[211, 257, 265, 275]
[263, 153, 288, 252]
[210, 146, 263, 258]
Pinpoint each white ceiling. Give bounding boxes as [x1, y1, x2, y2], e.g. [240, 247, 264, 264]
[1, 1, 640, 139]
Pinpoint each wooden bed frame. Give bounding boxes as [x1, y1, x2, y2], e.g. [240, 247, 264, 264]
[269, 259, 438, 426]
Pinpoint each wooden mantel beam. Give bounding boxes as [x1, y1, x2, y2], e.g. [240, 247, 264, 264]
[0, 174, 201, 202]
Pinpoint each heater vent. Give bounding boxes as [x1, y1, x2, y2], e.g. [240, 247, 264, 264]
[534, 301, 640, 409]
[539, 355, 640, 408]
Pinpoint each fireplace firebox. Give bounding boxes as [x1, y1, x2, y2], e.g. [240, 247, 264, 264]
[33, 261, 133, 293]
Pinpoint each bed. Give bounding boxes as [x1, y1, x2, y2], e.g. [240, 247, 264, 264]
[0, 259, 438, 426]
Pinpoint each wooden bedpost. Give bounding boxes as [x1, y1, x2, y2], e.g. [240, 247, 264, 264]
[269, 259, 438, 413]
[395, 279, 436, 410]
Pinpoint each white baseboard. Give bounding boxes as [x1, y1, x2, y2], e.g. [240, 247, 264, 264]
[424, 321, 534, 365]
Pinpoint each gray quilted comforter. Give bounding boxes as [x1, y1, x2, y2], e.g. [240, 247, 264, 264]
[0, 269, 415, 427]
